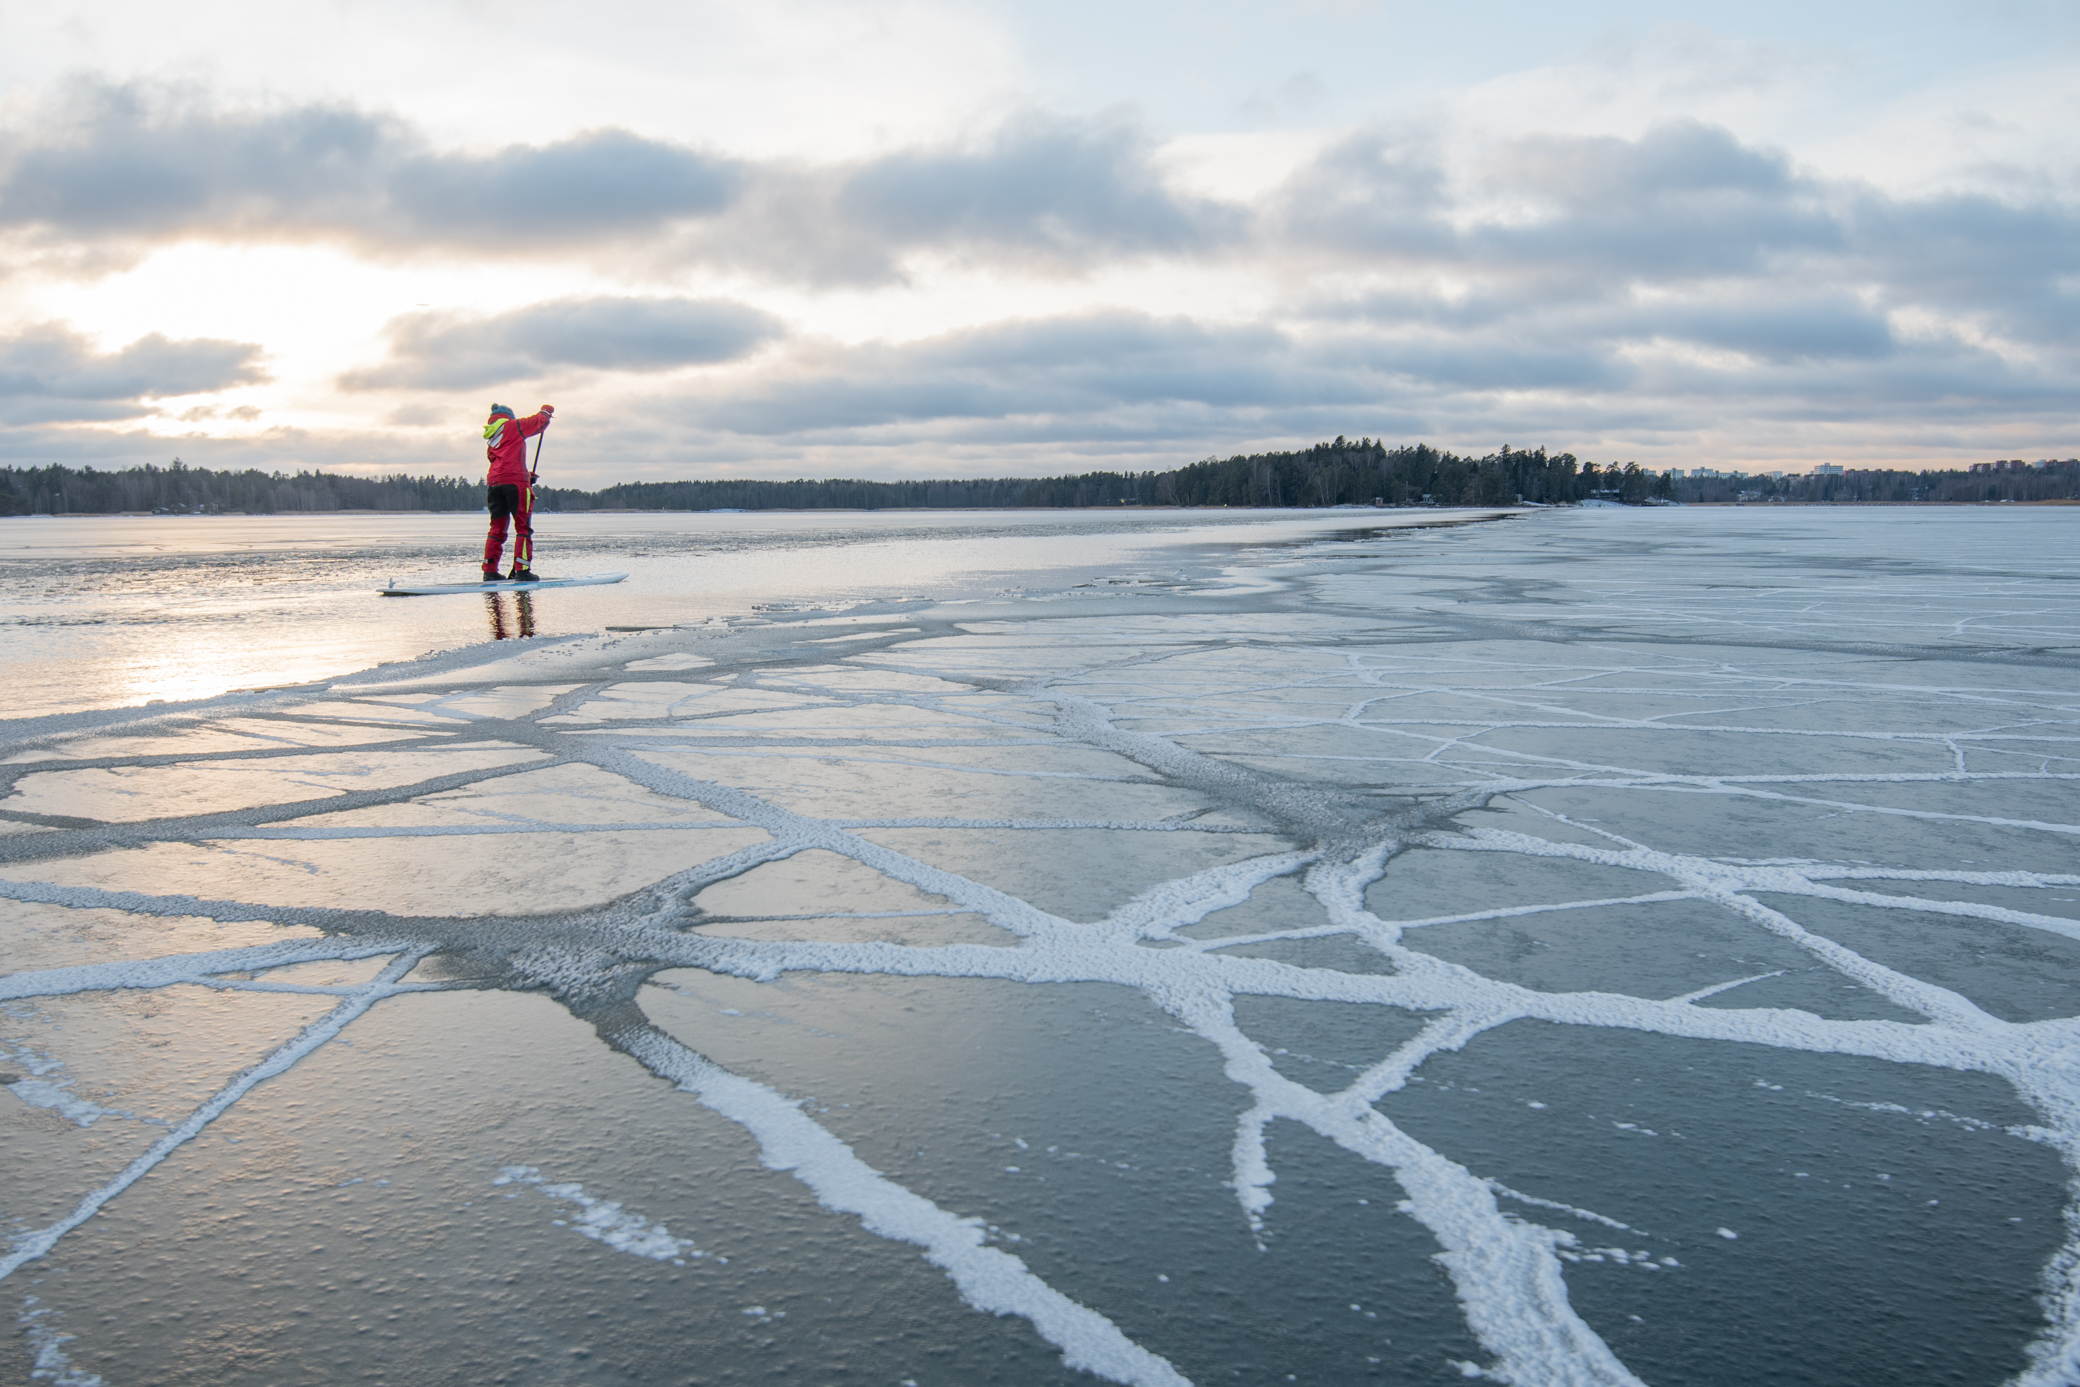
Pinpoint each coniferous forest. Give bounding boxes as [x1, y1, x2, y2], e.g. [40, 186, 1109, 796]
[1666, 464, 2078, 505]
[0, 440, 2072, 516]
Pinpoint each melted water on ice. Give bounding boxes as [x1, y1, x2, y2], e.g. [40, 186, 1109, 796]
[0, 508, 1426, 717]
[0, 505, 2076, 1386]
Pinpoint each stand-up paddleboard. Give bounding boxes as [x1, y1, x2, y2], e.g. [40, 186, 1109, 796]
[379, 572, 628, 596]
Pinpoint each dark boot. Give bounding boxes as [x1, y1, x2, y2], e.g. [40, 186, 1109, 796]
[482, 568, 501, 583]
[508, 567, 538, 583]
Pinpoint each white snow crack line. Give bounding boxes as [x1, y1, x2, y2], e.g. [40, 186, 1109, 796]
[0, 949, 429, 1282]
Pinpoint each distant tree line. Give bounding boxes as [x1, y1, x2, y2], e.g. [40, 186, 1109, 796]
[7, 443, 2070, 517]
[544, 475, 1042, 512]
[0, 441, 1638, 516]
[549, 440, 1641, 511]
[0, 459, 481, 516]
[1671, 463, 2080, 505]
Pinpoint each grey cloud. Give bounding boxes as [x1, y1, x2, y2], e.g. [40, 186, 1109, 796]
[0, 322, 266, 423]
[674, 294, 2070, 458]
[1272, 118, 2075, 385]
[696, 313, 1345, 436]
[0, 81, 738, 253]
[4, 309, 2067, 479]
[1473, 124, 1843, 279]
[1264, 131, 1455, 260]
[0, 83, 392, 238]
[1276, 120, 1841, 280]
[340, 296, 784, 391]
[837, 114, 1234, 259]
[1493, 119, 1797, 211]
[660, 113, 1242, 284]
[1344, 335, 1632, 392]
[1610, 345, 2074, 428]
[1320, 287, 1895, 369]
[386, 131, 739, 249]
[1341, 121, 2080, 347]
[1645, 296, 1894, 363]
[0, 83, 1228, 281]
[6, 84, 2075, 338]
[906, 312, 1283, 376]
[1846, 191, 2080, 344]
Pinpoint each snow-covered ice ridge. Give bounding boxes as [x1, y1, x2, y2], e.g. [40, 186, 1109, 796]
[0, 506, 2076, 1386]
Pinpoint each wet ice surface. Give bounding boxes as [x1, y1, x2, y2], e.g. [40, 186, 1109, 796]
[0, 508, 1435, 718]
[1, 505, 2076, 1386]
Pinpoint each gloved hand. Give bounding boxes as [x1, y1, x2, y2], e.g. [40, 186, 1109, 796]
[540, 404, 555, 416]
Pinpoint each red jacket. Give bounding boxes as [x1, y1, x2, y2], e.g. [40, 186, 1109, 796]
[485, 411, 550, 487]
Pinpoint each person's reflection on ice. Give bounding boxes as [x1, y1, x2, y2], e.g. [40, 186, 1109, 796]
[484, 592, 536, 640]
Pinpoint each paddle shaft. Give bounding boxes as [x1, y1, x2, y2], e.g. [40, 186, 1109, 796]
[530, 417, 548, 483]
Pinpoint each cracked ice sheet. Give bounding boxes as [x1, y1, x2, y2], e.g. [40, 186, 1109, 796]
[632, 744, 1224, 823]
[13, 826, 772, 918]
[624, 699, 1014, 740]
[639, 968, 1492, 1381]
[0, 715, 435, 764]
[282, 760, 746, 831]
[1375, 1023, 2070, 1386]
[0, 900, 324, 974]
[689, 849, 1014, 948]
[3, 742, 543, 823]
[15, 988, 1105, 1385]
[1, 506, 2078, 1387]
[2, 983, 342, 1235]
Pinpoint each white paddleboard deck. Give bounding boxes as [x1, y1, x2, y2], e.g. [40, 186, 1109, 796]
[381, 572, 628, 596]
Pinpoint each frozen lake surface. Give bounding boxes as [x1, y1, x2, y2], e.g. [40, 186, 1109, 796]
[0, 509, 1432, 718]
[1, 504, 2077, 1386]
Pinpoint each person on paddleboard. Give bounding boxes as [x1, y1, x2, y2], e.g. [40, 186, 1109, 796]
[482, 403, 553, 582]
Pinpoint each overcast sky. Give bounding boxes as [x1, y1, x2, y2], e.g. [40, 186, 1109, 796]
[1, 0, 2076, 485]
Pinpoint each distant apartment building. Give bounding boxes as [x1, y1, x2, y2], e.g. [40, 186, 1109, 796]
[1811, 464, 1844, 475]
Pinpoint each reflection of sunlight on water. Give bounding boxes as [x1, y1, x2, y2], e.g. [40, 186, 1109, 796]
[118, 637, 351, 705]
[4, 510, 1454, 717]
